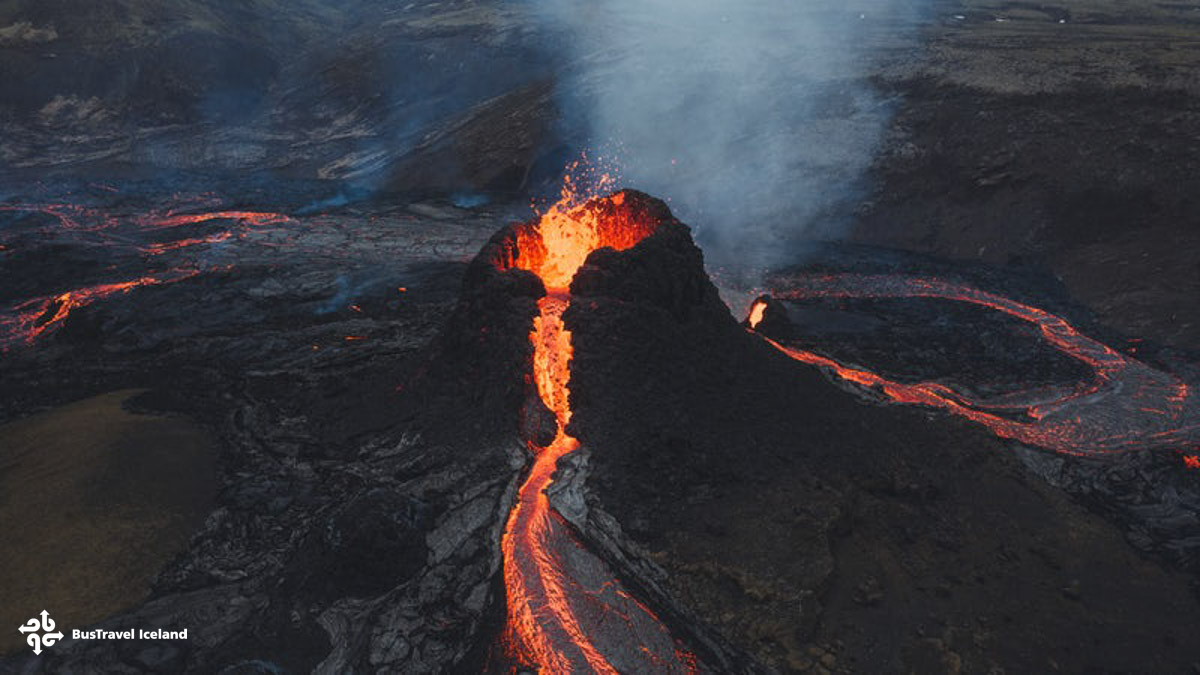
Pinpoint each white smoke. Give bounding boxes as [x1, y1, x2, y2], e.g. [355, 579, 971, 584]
[532, 0, 927, 267]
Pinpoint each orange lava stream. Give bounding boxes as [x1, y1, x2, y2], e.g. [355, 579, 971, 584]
[0, 270, 199, 349]
[1, 204, 288, 234]
[499, 185, 695, 673]
[141, 231, 235, 255]
[141, 210, 291, 230]
[501, 293, 616, 674]
[0, 203, 114, 231]
[0, 202, 293, 349]
[750, 274, 1200, 459]
[137, 210, 290, 254]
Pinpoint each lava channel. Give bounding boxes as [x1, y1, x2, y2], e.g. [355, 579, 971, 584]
[0, 269, 199, 350]
[0, 201, 292, 348]
[497, 186, 696, 673]
[748, 273, 1199, 459]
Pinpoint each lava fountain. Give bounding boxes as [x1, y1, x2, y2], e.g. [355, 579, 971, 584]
[495, 183, 695, 673]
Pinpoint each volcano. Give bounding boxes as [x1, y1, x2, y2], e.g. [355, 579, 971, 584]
[5, 0, 1200, 670]
[485, 189, 698, 672]
[3, 186, 1200, 673]
[454, 188, 1200, 672]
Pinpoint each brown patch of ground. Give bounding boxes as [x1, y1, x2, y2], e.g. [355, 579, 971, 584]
[0, 390, 216, 655]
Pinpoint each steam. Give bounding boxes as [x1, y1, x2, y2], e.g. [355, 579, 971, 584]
[531, 0, 926, 267]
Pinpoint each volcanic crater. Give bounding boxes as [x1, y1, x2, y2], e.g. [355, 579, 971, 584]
[2, 187, 1200, 674]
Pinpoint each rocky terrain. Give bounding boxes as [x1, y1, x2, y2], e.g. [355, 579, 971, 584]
[857, 0, 1200, 351]
[562, 216, 1200, 673]
[0, 198, 519, 671]
[2, 0, 1199, 673]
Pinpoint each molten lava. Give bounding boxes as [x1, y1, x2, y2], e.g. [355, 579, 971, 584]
[141, 210, 291, 230]
[0, 199, 293, 348]
[498, 185, 695, 673]
[513, 190, 656, 291]
[749, 273, 1200, 462]
[141, 231, 235, 255]
[0, 269, 199, 349]
[747, 299, 767, 329]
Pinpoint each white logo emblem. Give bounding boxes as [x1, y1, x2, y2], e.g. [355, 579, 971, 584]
[18, 610, 63, 655]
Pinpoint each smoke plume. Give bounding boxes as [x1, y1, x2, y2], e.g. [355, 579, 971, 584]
[532, 0, 926, 267]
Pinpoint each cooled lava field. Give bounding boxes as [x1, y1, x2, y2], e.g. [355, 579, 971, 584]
[2, 1, 1199, 673]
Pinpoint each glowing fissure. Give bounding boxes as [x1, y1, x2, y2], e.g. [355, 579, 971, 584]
[0, 201, 292, 348]
[499, 187, 695, 673]
[1, 202, 289, 235]
[141, 210, 291, 230]
[0, 269, 200, 350]
[750, 274, 1199, 460]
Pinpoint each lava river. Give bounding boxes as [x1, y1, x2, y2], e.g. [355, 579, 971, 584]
[498, 188, 697, 673]
[748, 273, 1199, 460]
[0, 200, 292, 349]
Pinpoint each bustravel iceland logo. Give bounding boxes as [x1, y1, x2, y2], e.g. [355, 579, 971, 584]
[18, 610, 63, 655]
[15, 611, 190, 655]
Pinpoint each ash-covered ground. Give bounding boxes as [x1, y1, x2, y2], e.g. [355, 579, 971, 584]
[2, 0, 1200, 673]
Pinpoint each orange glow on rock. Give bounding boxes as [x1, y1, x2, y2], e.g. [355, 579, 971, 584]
[512, 180, 659, 291]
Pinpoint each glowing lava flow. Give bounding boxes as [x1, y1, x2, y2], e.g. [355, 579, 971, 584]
[0, 202, 117, 231]
[498, 187, 695, 673]
[1, 202, 288, 235]
[0, 200, 293, 348]
[1, 201, 289, 253]
[139, 210, 291, 230]
[0, 269, 200, 349]
[748, 273, 1200, 459]
[136, 211, 291, 255]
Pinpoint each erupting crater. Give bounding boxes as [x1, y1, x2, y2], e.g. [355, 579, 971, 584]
[488, 185, 698, 673]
